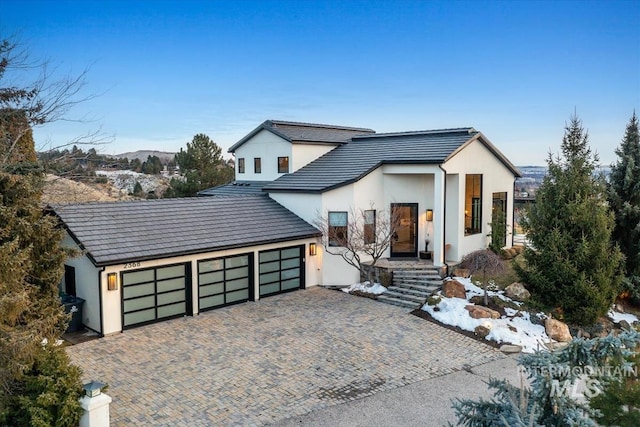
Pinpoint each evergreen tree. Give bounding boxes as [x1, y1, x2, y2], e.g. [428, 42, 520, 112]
[608, 112, 640, 303]
[1, 36, 83, 425]
[452, 330, 640, 427]
[164, 133, 233, 197]
[516, 116, 623, 326]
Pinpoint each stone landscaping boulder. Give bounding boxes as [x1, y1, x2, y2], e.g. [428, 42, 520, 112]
[504, 282, 531, 302]
[545, 317, 572, 342]
[544, 342, 569, 351]
[474, 325, 491, 338]
[465, 304, 501, 319]
[619, 320, 632, 331]
[452, 268, 470, 278]
[499, 344, 522, 354]
[443, 279, 467, 299]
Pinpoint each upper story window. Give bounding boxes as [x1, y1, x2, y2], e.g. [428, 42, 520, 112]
[465, 174, 482, 235]
[254, 158, 261, 174]
[278, 156, 289, 174]
[238, 158, 245, 174]
[364, 210, 376, 244]
[328, 211, 348, 247]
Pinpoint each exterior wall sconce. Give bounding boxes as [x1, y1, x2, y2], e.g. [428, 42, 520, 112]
[426, 209, 433, 222]
[107, 273, 118, 291]
[309, 242, 317, 256]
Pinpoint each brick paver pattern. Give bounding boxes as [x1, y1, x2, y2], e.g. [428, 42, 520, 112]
[67, 287, 504, 426]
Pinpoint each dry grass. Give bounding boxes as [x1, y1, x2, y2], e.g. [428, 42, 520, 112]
[41, 174, 134, 205]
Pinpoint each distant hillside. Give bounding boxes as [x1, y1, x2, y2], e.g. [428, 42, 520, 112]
[113, 150, 176, 163]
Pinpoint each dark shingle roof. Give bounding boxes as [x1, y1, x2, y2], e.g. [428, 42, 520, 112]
[263, 128, 484, 193]
[228, 120, 375, 152]
[197, 181, 271, 197]
[51, 196, 320, 266]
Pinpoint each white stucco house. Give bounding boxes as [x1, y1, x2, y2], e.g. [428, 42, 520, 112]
[52, 119, 520, 335]
[211, 120, 521, 287]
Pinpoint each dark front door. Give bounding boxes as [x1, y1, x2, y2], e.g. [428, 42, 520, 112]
[390, 203, 418, 257]
[64, 265, 76, 296]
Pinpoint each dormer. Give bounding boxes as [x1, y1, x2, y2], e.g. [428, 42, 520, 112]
[228, 120, 375, 181]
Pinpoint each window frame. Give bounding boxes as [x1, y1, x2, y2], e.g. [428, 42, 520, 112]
[238, 158, 245, 174]
[254, 157, 261, 174]
[363, 210, 376, 244]
[465, 174, 483, 236]
[277, 156, 289, 174]
[328, 211, 348, 247]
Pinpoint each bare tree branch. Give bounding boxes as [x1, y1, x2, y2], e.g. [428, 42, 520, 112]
[315, 204, 401, 283]
[1, 36, 106, 167]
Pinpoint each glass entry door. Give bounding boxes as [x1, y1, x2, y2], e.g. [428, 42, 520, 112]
[390, 203, 418, 257]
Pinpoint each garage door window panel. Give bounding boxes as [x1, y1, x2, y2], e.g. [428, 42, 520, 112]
[123, 270, 154, 286]
[123, 282, 155, 299]
[125, 309, 155, 326]
[124, 295, 155, 312]
[158, 303, 185, 318]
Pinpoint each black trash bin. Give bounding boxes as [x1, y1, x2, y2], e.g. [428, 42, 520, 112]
[62, 295, 85, 333]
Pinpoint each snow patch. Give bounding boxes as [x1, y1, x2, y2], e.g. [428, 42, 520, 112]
[608, 308, 639, 325]
[341, 281, 387, 295]
[423, 277, 550, 353]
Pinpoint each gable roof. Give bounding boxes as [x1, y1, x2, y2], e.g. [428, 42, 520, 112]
[51, 196, 320, 266]
[197, 181, 271, 197]
[228, 120, 375, 152]
[263, 128, 520, 193]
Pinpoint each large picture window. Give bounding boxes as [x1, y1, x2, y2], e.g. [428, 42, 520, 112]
[465, 174, 482, 235]
[328, 211, 348, 247]
[238, 158, 245, 174]
[364, 210, 376, 244]
[278, 156, 289, 173]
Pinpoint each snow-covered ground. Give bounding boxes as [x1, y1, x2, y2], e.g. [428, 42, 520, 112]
[96, 170, 170, 194]
[421, 277, 639, 353]
[341, 281, 387, 295]
[608, 309, 639, 325]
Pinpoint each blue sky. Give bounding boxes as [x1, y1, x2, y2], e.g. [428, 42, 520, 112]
[2, 0, 639, 165]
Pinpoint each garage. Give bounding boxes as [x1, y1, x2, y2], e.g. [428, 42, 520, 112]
[122, 263, 190, 328]
[259, 245, 305, 297]
[198, 253, 253, 311]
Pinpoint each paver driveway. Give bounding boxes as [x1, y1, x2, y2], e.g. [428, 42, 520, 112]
[67, 287, 504, 426]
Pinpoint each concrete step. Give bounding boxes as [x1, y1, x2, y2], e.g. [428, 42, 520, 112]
[387, 286, 431, 298]
[392, 278, 443, 285]
[391, 282, 440, 292]
[381, 290, 426, 304]
[394, 271, 441, 278]
[377, 295, 421, 309]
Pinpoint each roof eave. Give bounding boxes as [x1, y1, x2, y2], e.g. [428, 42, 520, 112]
[443, 132, 521, 177]
[227, 120, 292, 153]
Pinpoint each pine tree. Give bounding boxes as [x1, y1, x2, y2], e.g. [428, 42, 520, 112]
[164, 133, 233, 197]
[516, 115, 623, 326]
[1, 36, 83, 425]
[608, 112, 640, 304]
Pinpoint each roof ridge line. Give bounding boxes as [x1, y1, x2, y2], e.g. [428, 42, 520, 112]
[353, 127, 476, 139]
[268, 119, 375, 133]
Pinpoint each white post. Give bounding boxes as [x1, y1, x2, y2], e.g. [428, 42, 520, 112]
[432, 169, 446, 267]
[79, 381, 112, 427]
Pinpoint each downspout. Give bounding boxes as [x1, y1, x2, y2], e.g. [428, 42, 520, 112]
[97, 267, 105, 337]
[438, 165, 449, 275]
